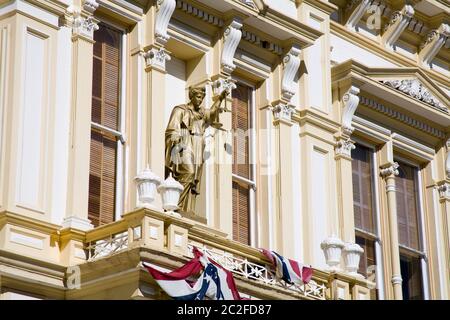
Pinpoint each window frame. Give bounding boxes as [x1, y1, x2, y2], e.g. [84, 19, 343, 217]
[90, 21, 127, 224]
[351, 137, 385, 299]
[394, 155, 430, 300]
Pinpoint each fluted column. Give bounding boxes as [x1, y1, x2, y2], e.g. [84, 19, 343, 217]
[380, 161, 403, 300]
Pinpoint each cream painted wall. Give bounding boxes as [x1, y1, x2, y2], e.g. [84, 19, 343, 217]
[165, 56, 187, 127]
[263, 0, 297, 19]
[330, 34, 398, 67]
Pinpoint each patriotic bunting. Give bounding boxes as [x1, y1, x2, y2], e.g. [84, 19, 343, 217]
[261, 249, 313, 285]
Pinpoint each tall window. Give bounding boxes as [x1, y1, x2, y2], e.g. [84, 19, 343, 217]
[395, 161, 426, 300]
[88, 24, 123, 227]
[351, 144, 379, 299]
[231, 83, 255, 245]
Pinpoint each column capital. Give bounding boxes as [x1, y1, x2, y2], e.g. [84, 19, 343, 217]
[437, 181, 450, 200]
[281, 45, 301, 102]
[335, 138, 355, 159]
[271, 102, 295, 124]
[143, 46, 171, 72]
[211, 76, 236, 101]
[64, 3, 99, 41]
[380, 162, 400, 178]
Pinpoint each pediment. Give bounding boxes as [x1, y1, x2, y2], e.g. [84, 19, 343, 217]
[379, 78, 448, 113]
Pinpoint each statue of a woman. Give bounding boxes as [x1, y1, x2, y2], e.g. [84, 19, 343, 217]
[165, 86, 228, 215]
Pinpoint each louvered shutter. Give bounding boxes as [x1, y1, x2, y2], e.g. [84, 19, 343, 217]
[351, 145, 375, 233]
[396, 162, 421, 250]
[231, 83, 252, 245]
[88, 24, 121, 227]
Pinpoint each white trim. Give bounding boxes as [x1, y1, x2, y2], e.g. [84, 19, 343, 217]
[352, 115, 391, 142]
[391, 133, 435, 161]
[267, 108, 273, 250]
[0, 1, 59, 28]
[168, 19, 211, 53]
[97, 0, 143, 23]
[416, 170, 430, 300]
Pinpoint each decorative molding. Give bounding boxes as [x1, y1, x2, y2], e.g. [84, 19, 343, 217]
[359, 96, 446, 139]
[382, 5, 414, 48]
[391, 275, 403, 286]
[144, 47, 171, 70]
[176, 0, 224, 27]
[345, 0, 371, 30]
[62, 216, 93, 231]
[241, 29, 283, 55]
[272, 103, 294, 122]
[221, 17, 243, 75]
[281, 45, 301, 102]
[420, 24, 450, 66]
[380, 162, 399, 178]
[406, 17, 428, 37]
[335, 138, 355, 158]
[155, 0, 176, 46]
[341, 85, 360, 135]
[82, 0, 99, 14]
[381, 79, 447, 113]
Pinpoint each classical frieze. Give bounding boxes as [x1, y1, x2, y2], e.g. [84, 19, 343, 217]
[380, 79, 447, 113]
[155, 0, 177, 46]
[359, 96, 446, 139]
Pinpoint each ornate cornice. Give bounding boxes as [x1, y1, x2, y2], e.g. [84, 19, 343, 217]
[381, 79, 447, 113]
[359, 96, 446, 139]
[175, 0, 224, 27]
[281, 45, 301, 102]
[241, 29, 283, 55]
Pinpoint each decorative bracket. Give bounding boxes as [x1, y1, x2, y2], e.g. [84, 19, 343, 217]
[345, 0, 372, 30]
[419, 23, 450, 65]
[221, 17, 243, 75]
[281, 45, 301, 102]
[382, 5, 415, 48]
[154, 0, 177, 46]
[341, 85, 360, 136]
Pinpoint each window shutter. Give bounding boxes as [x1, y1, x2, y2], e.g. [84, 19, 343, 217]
[231, 83, 252, 245]
[88, 25, 121, 227]
[396, 162, 421, 250]
[351, 145, 376, 233]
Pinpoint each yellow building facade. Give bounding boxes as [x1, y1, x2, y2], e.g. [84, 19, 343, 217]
[0, 0, 448, 300]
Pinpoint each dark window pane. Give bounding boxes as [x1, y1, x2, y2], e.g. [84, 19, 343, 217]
[400, 254, 424, 300]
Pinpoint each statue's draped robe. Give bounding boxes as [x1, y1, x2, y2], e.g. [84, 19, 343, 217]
[165, 104, 213, 214]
